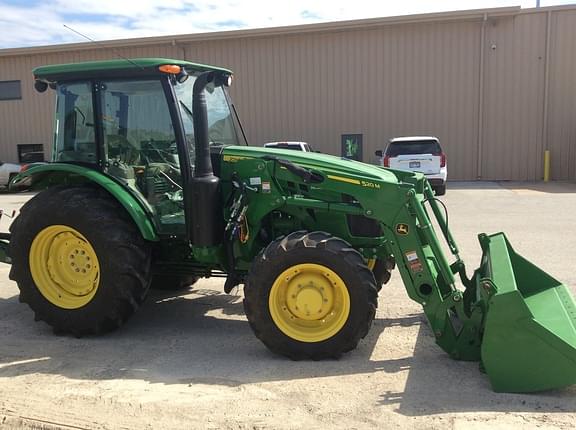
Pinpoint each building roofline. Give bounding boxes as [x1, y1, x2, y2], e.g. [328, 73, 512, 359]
[1, 5, 574, 58]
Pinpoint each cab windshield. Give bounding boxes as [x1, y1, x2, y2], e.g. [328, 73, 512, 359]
[174, 74, 241, 168]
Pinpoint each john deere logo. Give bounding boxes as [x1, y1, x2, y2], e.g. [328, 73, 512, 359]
[396, 224, 409, 235]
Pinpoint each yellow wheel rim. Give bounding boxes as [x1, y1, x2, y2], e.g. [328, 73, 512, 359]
[366, 259, 376, 270]
[29, 225, 100, 309]
[269, 263, 350, 343]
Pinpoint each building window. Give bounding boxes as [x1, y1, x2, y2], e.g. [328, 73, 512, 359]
[17, 144, 44, 163]
[0, 80, 22, 101]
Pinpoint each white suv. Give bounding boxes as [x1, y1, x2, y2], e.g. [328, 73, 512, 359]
[263, 141, 313, 152]
[378, 136, 447, 196]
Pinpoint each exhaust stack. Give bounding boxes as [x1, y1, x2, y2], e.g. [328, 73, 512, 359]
[188, 71, 223, 246]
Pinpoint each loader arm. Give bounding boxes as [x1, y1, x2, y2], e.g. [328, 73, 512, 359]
[376, 180, 485, 362]
[390, 180, 576, 392]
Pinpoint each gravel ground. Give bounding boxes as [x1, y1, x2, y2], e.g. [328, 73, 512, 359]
[1, 182, 575, 429]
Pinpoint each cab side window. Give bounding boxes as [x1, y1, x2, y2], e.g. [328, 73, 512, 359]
[53, 82, 96, 163]
[100, 79, 185, 234]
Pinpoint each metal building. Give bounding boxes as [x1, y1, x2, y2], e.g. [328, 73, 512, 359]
[0, 5, 575, 181]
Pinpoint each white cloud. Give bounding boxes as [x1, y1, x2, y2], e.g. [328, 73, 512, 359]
[0, 0, 570, 48]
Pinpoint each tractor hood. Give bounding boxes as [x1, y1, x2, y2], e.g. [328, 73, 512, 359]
[222, 146, 403, 185]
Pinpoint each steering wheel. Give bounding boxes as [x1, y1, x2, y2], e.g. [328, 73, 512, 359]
[107, 135, 139, 165]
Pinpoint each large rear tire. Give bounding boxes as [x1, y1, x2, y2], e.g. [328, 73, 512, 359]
[244, 231, 378, 360]
[9, 185, 152, 335]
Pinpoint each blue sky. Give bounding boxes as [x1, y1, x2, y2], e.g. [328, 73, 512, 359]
[0, 0, 573, 49]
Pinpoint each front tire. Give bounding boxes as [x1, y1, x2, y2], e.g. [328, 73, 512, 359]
[244, 231, 377, 360]
[9, 185, 152, 335]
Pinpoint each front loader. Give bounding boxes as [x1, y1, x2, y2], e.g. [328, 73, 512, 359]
[3, 58, 576, 393]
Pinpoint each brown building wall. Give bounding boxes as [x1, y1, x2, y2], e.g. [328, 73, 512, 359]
[0, 6, 575, 180]
[547, 9, 576, 181]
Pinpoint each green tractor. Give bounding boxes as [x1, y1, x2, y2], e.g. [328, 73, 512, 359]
[3, 58, 576, 393]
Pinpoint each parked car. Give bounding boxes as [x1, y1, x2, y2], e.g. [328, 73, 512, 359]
[263, 141, 314, 152]
[0, 161, 22, 187]
[377, 136, 447, 196]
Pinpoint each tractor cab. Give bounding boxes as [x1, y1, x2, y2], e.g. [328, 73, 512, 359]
[34, 58, 242, 235]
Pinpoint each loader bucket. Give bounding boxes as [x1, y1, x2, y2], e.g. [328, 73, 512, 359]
[477, 233, 576, 392]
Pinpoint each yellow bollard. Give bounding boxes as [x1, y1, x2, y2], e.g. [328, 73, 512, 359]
[544, 150, 550, 182]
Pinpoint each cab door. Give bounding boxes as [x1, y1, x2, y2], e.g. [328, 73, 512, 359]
[97, 78, 187, 235]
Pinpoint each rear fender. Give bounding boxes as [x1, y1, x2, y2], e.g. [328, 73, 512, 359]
[10, 163, 158, 242]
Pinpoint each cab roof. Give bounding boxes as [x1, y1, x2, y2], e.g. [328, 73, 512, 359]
[33, 58, 232, 82]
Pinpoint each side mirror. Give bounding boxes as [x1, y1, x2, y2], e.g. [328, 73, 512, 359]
[214, 72, 232, 88]
[34, 80, 48, 93]
[374, 150, 383, 157]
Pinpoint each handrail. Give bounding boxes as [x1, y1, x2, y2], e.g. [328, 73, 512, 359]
[423, 182, 461, 257]
[408, 189, 455, 288]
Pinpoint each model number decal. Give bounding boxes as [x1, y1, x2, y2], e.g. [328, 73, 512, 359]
[327, 175, 381, 189]
[361, 181, 381, 189]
